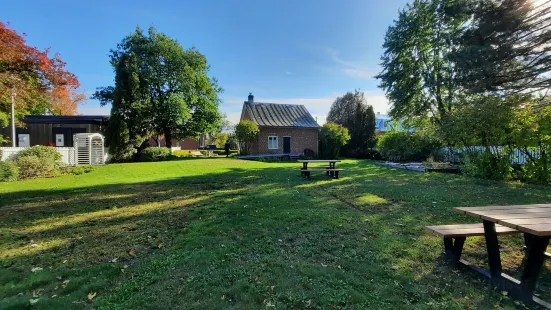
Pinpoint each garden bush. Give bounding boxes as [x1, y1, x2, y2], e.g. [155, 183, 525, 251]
[140, 147, 171, 162]
[0, 161, 19, 181]
[10, 146, 62, 180]
[70, 166, 95, 175]
[461, 149, 512, 181]
[14, 145, 62, 163]
[212, 150, 238, 156]
[319, 123, 351, 159]
[303, 148, 316, 159]
[16, 155, 57, 179]
[377, 131, 441, 162]
[172, 150, 195, 158]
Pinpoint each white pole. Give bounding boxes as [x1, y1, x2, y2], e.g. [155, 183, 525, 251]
[11, 89, 16, 147]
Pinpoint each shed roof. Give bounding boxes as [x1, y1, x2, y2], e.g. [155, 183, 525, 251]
[242, 102, 319, 128]
[22, 115, 109, 125]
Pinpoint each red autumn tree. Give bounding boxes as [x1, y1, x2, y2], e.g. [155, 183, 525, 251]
[0, 21, 85, 137]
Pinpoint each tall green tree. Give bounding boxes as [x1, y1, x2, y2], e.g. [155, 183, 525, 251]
[451, 0, 551, 100]
[94, 27, 221, 160]
[376, 0, 469, 124]
[326, 90, 377, 156]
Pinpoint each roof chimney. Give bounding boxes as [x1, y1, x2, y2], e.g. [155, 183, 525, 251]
[248, 92, 254, 103]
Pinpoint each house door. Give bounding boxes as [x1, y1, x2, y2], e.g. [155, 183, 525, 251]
[283, 137, 291, 153]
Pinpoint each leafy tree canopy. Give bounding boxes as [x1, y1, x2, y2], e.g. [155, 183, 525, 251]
[94, 26, 222, 160]
[327, 90, 377, 156]
[320, 123, 351, 159]
[235, 120, 259, 155]
[0, 22, 85, 142]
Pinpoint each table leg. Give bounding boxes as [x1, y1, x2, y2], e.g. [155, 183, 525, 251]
[520, 236, 549, 295]
[482, 220, 503, 278]
[303, 162, 307, 169]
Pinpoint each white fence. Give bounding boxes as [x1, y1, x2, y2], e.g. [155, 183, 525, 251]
[0, 147, 110, 165]
[1, 147, 77, 165]
[440, 147, 541, 164]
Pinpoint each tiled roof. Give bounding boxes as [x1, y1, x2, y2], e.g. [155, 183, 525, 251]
[243, 102, 320, 128]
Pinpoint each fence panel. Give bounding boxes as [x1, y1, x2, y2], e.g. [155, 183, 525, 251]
[0, 147, 76, 165]
[440, 147, 541, 164]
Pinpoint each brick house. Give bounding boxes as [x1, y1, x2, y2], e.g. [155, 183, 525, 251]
[239, 93, 320, 155]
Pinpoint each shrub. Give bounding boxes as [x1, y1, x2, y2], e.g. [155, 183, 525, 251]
[461, 149, 512, 181]
[319, 123, 351, 159]
[14, 146, 61, 165]
[16, 155, 57, 179]
[212, 150, 238, 156]
[364, 149, 383, 160]
[377, 131, 441, 162]
[303, 148, 316, 159]
[235, 120, 259, 155]
[0, 161, 19, 181]
[172, 150, 194, 158]
[140, 147, 172, 161]
[70, 166, 95, 175]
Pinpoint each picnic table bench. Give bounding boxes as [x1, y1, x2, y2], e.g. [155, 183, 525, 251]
[427, 204, 551, 308]
[298, 160, 343, 179]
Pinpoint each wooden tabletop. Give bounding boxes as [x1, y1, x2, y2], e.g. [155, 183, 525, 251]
[455, 204, 551, 236]
[297, 160, 341, 163]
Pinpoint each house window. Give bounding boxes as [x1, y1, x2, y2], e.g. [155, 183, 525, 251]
[268, 136, 278, 149]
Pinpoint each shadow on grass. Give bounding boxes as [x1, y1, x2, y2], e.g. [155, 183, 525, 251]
[0, 160, 550, 309]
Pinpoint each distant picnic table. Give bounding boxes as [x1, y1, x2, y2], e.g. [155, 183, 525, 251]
[453, 204, 551, 308]
[297, 159, 343, 179]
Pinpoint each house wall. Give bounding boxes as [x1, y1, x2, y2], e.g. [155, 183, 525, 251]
[251, 127, 318, 155]
[148, 137, 199, 150]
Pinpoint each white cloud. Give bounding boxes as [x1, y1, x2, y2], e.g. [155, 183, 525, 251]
[341, 68, 376, 79]
[326, 47, 378, 80]
[220, 92, 390, 125]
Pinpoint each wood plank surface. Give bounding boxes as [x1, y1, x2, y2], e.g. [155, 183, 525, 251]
[480, 212, 551, 221]
[465, 208, 551, 216]
[499, 217, 551, 226]
[455, 204, 551, 213]
[513, 224, 551, 236]
[425, 224, 518, 237]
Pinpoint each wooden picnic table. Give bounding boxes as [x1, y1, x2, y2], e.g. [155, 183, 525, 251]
[454, 204, 551, 308]
[297, 159, 340, 170]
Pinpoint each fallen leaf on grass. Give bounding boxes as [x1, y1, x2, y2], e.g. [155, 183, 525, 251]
[88, 292, 97, 301]
[29, 299, 39, 305]
[62, 280, 70, 288]
[128, 249, 136, 257]
[31, 267, 43, 272]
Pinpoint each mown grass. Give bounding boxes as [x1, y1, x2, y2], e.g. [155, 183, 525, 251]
[0, 159, 550, 309]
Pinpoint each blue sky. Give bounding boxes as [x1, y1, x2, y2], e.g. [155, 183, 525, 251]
[2, 0, 409, 124]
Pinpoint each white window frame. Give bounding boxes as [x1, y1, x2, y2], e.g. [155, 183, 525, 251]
[268, 136, 278, 150]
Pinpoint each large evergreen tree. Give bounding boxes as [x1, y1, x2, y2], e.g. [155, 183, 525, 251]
[451, 0, 551, 101]
[376, 0, 469, 124]
[326, 90, 377, 156]
[94, 27, 221, 160]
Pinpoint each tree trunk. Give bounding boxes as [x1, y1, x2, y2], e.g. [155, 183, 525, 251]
[165, 128, 172, 149]
[134, 140, 150, 162]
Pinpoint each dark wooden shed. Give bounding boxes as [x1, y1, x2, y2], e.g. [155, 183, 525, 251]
[1, 115, 108, 147]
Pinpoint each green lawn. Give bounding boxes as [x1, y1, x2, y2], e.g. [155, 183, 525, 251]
[1, 159, 550, 309]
